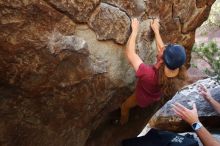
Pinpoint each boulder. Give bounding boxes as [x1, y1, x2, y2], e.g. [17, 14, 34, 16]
[0, 0, 216, 146]
[149, 77, 220, 132]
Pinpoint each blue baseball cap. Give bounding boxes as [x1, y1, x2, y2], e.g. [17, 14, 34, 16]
[163, 44, 186, 70]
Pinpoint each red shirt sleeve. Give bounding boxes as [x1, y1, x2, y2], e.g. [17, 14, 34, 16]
[136, 63, 154, 78]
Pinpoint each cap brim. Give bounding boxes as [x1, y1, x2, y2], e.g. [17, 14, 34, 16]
[164, 66, 179, 78]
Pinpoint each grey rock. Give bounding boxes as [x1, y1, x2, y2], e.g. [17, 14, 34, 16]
[48, 32, 88, 55]
[149, 77, 220, 132]
[136, 20, 156, 64]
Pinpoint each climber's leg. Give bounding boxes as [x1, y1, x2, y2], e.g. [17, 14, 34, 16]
[120, 93, 137, 125]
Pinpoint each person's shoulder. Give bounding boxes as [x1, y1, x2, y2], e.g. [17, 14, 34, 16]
[139, 63, 154, 71]
[136, 63, 156, 78]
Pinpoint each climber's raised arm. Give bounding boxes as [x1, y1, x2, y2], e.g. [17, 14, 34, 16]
[126, 18, 143, 71]
[151, 19, 165, 55]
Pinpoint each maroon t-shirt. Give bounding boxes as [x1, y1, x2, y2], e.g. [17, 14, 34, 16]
[135, 54, 163, 108]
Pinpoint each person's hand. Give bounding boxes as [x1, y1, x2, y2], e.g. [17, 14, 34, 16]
[198, 84, 213, 102]
[131, 18, 139, 35]
[151, 19, 160, 33]
[172, 102, 199, 125]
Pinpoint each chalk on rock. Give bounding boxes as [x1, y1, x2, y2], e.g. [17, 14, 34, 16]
[48, 32, 88, 55]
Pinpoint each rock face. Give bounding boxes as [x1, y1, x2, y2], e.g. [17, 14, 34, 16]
[46, 0, 100, 22]
[0, 0, 216, 146]
[149, 77, 220, 132]
[88, 3, 131, 44]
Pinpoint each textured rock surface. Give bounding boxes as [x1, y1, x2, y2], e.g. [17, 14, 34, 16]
[102, 0, 146, 17]
[0, 0, 216, 146]
[48, 32, 89, 54]
[149, 77, 220, 132]
[88, 3, 131, 44]
[46, 0, 100, 22]
[173, 0, 212, 33]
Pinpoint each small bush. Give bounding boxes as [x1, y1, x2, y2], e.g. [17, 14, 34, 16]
[193, 41, 220, 76]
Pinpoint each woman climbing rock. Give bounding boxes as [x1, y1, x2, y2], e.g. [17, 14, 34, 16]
[120, 18, 188, 125]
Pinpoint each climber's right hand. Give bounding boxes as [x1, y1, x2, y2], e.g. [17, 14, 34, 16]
[151, 19, 160, 33]
[131, 18, 139, 35]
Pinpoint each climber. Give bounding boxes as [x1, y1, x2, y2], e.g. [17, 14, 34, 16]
[172, 84, 220, 146]
[120, 18, 188, 125]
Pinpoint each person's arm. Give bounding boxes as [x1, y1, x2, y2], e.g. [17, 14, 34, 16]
[207, 97, 220, 114]
[172, 102, 220, 146]
[126, 18, 143, 71]
[196, 127, 220, 146]
[150, 19, 165, 54]
[198, 84, 220, 114]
